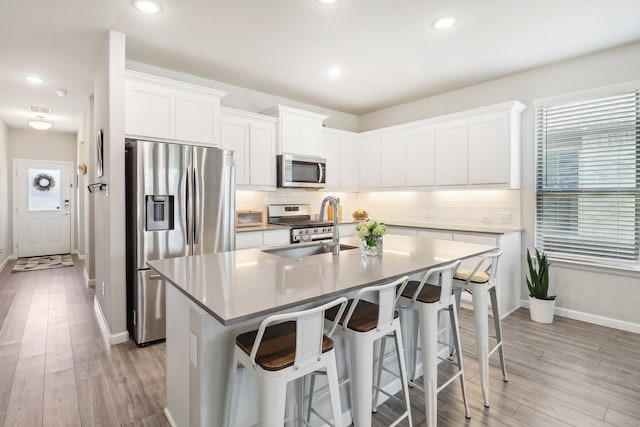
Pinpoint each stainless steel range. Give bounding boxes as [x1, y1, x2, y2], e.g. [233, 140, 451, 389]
[268, 204, 334, 243]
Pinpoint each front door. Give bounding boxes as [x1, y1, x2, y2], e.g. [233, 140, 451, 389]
[15, 160, 72, 257]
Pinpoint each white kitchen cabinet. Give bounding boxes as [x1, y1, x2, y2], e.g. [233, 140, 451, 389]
[386, 225, 417, 236]
[417, 229, 453, 241]
[235, 228, 290, 249]
[125, 70, 227, 145]
[405, 126, 435, 187]
[380, 132, 406, 188]
[264, 105, 328, 157]
[221, 108, 277, 188]
[125, 79, 175, 140]
[323, 128, 360, 190]
[359, 136, 381, 189]
[434, 121, 468, 186]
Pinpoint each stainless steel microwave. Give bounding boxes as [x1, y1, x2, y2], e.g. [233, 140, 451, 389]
[276, 154, 326, 188]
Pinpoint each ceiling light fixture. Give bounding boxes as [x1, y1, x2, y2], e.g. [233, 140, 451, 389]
[327, 67, 342, 79]
[56, 88, 68, 97]
[132, 0, 163, 14]
[433, 16, 458, 30]
[28, 115, 53, 130]
[317, 0, 340, 4]
[25, 75, 44, 84]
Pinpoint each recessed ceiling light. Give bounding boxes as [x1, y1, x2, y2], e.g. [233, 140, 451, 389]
[25, 75, 44, 84]
[28, 115, 53, 130]
[327, 67, 342, 79]
[433, 16, 458, 30]
[317, 0, 340, 4]
[132, 0, 163, 14]
[56, 88, 68, 97]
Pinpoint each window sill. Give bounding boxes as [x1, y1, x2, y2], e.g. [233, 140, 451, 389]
[547, 255, 640, 278]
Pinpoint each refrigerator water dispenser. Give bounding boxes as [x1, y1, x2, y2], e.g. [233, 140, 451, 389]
[146, 195, 174, 231]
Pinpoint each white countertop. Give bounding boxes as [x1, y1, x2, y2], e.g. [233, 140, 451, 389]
[148, 235, 496, 325]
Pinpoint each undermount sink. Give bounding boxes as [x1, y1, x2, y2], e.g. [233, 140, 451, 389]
[263, 243, 358, 259]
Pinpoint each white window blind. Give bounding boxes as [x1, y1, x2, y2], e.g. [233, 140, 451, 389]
[535, 88, 640, 263]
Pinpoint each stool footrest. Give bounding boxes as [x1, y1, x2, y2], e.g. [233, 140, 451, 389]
[437, 369, 463, 393]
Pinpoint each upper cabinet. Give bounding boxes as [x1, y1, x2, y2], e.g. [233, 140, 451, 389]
[263, 105, 328, 157]
[323, 128, 360, 191]
[355, 100, 525, 190]
[125, 70, 227, 146]
[221, 108, 277, 188]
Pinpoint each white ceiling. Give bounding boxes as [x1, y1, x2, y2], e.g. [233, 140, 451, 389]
[2, 0, 640, 133]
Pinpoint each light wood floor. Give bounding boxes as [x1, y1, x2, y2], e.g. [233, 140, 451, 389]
[1, 256, 639, 426]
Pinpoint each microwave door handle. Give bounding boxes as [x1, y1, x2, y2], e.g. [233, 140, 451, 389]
[318, 163, 324, 183]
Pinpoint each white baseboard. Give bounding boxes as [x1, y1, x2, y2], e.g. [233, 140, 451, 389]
[520, 299, 640, 334]
[0, 256, 11, 273]
[93, 296, 129, 345]
[163, 408, 177, 427]
[83, 267, 95, 288]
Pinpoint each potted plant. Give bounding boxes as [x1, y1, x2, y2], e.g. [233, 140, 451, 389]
[526, 248, 556, 323]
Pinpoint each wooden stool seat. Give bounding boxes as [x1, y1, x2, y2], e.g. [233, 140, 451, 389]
[325, 299, 399, 332]
[400, 281, 442, 304]
[453, 268, 490, 283]
[236, 321, 334, 371]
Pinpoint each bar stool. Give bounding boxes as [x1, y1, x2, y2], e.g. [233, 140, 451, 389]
[396, 260, 471, 427]
[452, 250, 507, 408]
[310, 276, 413, 427]
[225, 297, 348, 427]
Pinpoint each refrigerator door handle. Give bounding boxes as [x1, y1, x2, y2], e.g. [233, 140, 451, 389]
[185, 167, 191, 246]
[193, 167, 199, 245]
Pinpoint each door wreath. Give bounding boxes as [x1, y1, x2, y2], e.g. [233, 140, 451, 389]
[33, 173, 56, 192]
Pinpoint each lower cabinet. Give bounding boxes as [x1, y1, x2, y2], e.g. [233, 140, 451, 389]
[235, 229, 290, 250]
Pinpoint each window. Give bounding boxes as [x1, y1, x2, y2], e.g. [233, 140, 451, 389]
[535, 87, 640, 264]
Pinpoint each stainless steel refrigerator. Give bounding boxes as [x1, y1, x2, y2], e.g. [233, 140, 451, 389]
[125, 139, 235, 345]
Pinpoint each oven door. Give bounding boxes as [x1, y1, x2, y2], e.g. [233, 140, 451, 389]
[277, 154, 326, 188]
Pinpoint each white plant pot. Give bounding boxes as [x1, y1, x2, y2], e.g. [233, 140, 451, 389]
[528, 296, 556, 324]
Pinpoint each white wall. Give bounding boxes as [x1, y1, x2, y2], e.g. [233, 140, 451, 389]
[0, 120, 9, 269]
[93, 30, 128, 343]
[358, 41, 640, 331]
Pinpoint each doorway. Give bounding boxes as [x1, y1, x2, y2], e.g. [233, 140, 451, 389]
[13, 159, 73, 257]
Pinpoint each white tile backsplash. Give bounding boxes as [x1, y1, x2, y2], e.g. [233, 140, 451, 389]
[236, 189, 521, 227]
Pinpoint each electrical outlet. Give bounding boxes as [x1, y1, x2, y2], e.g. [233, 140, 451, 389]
[0, 248, 3, 254]
[481, 215, 492, 224]
[499, 214, 512, 224]
[189, 332, 198, 367]
[101, 281, 105, 296]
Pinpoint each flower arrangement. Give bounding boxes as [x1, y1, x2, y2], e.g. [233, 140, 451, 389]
[356, 220, 387, 256]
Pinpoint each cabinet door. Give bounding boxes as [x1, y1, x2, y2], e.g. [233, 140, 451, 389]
[434, 121, 468, 186]
[359, 137, 381, 189]
[236, 232, 263, 249]
[175, 92, 218, 145]
[340, 134, 360, 189]
[302, 121, 324, 157]
[406, 126, 435, 186]
[280, 117, 303, 154]
[262, 229, 290, 246]
[387, 226, 417, 236]
[323, 131, 341, 188]
[221, 117, 249, 185]
[380, 132, 406, 187]
[453, 232, 499, 270]
[125, 80, 175, 139]
[468, 113, 509, 184]
[249, 121, 276, 186]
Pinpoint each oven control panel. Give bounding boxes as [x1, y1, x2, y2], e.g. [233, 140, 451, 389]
[291, 226, 334, 243]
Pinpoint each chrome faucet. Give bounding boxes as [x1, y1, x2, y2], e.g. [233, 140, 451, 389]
[319, 196, 340, 255]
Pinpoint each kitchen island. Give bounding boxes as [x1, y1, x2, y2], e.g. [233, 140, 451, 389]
[148, 235, 496, 427]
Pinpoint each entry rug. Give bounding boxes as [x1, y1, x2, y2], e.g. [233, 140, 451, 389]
[12, 254, 74, 273]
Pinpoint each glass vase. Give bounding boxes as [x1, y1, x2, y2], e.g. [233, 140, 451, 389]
[361, 236, 383, 256]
